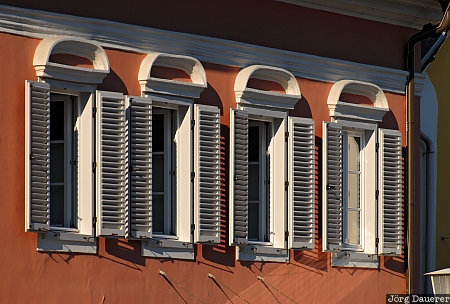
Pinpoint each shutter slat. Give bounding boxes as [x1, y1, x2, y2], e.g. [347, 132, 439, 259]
[25, 81, 50, 232]
[322, 122, 343, 251]
[289, 117, 315, 250]
[229, 108, 248, 245]
[96, 91, 127, 237]
[194, 104, 221, 243]
[128, 96, 152, 239]
[378, 129, 402, 256]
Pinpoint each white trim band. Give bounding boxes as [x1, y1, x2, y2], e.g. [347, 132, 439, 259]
[0, 4, 425, 95]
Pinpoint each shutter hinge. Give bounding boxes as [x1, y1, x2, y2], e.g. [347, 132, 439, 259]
[191, 171, 195, 182]
[376, 142, 379, 152]
[191, 224, 195, 234]
[285, 181, 289, 191]
[376, 237, 379, 246]
[191, 119, 195, 130]
[93, 106, 97, 117]
[375, 190, 379, 199]
[285, 231, 289, 241]
[92, 162, 97, 172]
[93, 217, 97, 224]
[285, 131, 289, 142]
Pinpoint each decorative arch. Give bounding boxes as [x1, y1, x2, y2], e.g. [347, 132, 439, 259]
[327, 80, 389, 122]
[234, 65, 301, 110]
[138, 52, 207, 98]
[33, 37, 110, 84]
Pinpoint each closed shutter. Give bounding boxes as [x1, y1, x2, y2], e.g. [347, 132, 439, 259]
[322, 122, 343, 251]
[288, 117, 315, 249]
[229, 108, 248, 245]
[378, 129, 402, 255]
[96, 91, 128, 237]
[25, 80, 51, 232]
[194, 104, 221, 243]
[128, 96, 152, 239]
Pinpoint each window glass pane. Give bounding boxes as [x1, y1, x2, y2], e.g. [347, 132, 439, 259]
[50, 143, 64, 183]
[347, 210, 360, 245]
[248, 126, 259, 162]
[50, 185, 64, 226]
[153, 113, 164, 153]
[348, 173, 360, 209]
[248, 202, 259, 240]
[248, 163, 259, 201]
[153, 154, 164, 192]
[347, 135, 360, 171]
[152, 195, 164, 234]
[50, 99, 64, 140]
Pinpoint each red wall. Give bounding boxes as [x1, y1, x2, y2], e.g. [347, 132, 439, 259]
[0, 32, 407, 303]
[2, 0, 416, 70]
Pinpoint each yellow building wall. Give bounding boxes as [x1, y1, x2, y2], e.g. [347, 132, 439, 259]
[427, 39, 450, 269]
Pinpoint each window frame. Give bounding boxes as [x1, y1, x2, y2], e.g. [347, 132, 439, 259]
[141, 94, 195, 259]
[233, 106, 289, 262]
[323, 79, 401, 268]
[26, 81, 97, 253]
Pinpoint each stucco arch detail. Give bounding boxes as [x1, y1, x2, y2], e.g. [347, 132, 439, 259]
[234, 65, 301, 110]
[33, 37, 110, 84]
[327, 80, 389, 122]
[138, 52, 207, 98]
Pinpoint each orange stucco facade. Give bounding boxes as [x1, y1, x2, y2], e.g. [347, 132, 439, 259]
[0, 26, 408, 302]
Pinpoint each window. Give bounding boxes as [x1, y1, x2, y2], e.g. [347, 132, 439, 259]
[138, 52, 221, 259]
[342, 130, 363, 250]
[248, 120, 270, 242]
[152, 108, 177, 236]
[229, 65, 315, 262]
[323, 80, 402, 268]
[49, 93, 78, 230]
[25, 37, 109, 253]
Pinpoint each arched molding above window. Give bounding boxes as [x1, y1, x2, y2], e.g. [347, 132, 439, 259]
[234, 65, 301, 110]
[327, 80, 389, 122]
[138, 52, 207, 99]
[33, 37, 110, 84]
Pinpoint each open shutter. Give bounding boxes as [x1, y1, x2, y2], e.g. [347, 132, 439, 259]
[128, 96, 152, 239]
[322, 122, 343, 251]
[378, 129, 402, 255]
[25, 81, 51, 232]
[96, 91, 128, 237]
[288, 117, 315, 249]
[194, 104, 221, 244]
[229, 108, 248, 245]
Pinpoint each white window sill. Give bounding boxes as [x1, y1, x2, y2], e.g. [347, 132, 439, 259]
[237, 245, 289, 263]
[37, 231, 96, 254]
[331, 251, 379, 268]
[141, 238, 194, 260]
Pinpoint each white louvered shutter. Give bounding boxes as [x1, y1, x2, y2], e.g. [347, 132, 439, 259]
[378, 129, 402, 255]
[322, 122, 343, 251]
[288, 117, 315, 249]
[194, 104, 221, 244]
[229, 108, 248, 245]
[25, 81, 50, 232]
[96, 91, 128, 237]
[128, 96, 152, 239]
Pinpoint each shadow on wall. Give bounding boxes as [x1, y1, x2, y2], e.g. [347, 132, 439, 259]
[289, 95, 313, 119]
[380, 110, 399, 130]
[198, 82, 224, 115]
[97, 69, 129, 95]
[103, 238, 145, 268]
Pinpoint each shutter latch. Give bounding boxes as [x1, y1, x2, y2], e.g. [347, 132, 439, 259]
[285, 231, 289, 241]
[191, 172, 195, 182]
[191, 223, 195, 234]
[285, 181, 289, 191]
